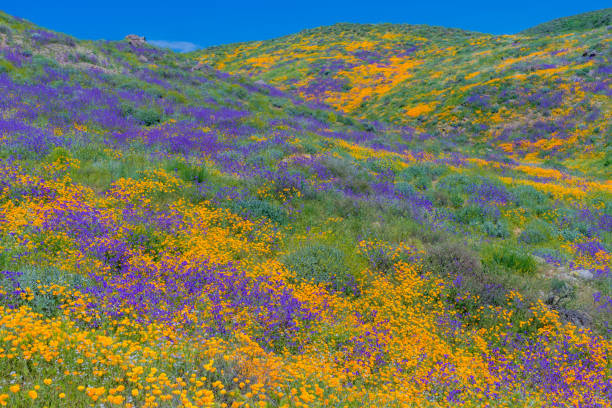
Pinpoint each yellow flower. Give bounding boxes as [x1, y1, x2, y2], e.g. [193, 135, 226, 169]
[59, 393, 66, 399]
[43, 379, 52, 385]
[28, 390, 38, 400]
[131, 389, 139, 397]
[9, 385, 19, 393]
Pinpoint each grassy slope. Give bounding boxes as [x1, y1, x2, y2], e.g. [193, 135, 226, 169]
[520, 8, 612, 35]
[0, 10, 610, 408]
[194, 18, 611, 176]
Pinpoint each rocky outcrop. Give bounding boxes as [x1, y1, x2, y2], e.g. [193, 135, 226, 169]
[191, 61, 206, 71]
[125, 34, 146, 47]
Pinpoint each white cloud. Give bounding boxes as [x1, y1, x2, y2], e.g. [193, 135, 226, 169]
[148, 40, 199, 53]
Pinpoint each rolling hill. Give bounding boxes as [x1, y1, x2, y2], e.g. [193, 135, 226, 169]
[195, 19, 611, 176]
[520, 8, 612, 35]
[0, 8, 610, 408]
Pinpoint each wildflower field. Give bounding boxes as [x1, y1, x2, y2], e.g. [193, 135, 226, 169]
[0, 8, 611, 408]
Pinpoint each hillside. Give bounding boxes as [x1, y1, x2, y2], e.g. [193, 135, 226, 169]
[195, 19, 612, 176]
[520, 8, 612, 35]
[0, 9, 611, 408]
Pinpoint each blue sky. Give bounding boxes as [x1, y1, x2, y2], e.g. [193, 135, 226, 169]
[2, 1, 609, 51]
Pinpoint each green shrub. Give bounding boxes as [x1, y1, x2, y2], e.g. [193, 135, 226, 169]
[0, 267, 91, 318]
[394, 181, 416, 196]
[559, 228, 583, 242]
[424, 241, 482, 278]
[455, 205, 486, 225]
[0, 25, 12, 39]
[510, 185, 549, 208]
[127, 225, 164, 261]
[0, 59, 14, 73]
[491, 247, 537, 274]
[398, 164, 444, 191]
[134, 106, 163, 126]
[320, 156, 371, 195]
[233, 198, 287, 224]
[437, 174, 473, 195]
[282, 244, 355, 294]
[482, 220, 510, 238]
[166, 159, 208, 183]
[519, 220, 553, 244]
[546, 279, 576, 307]
[46, 146, 72, 163]
[431, 189, 463, 208]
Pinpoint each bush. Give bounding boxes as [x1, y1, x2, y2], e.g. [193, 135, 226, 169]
[424, 241, 482, 278]
[482, 220, 510, 238]
[319, 156, 371, 195]
[233, 198, 287, 224]
[519, 220, 553, 244]
[431, 189, 463, 208]
[134, 106, 163, 126]
[510, 185, 549, 208]
[394, 181, 416, 196]
[398, 164, 444, 191]
[547, 279, 576, 306]
[437, 174, 473, 196]
[0, 25, 12, 39]
[455, 204, 486, 224]
[0, 267, 91, 317]
[283, 244, 356, 295]
[0, 59, 14, 74]
[46, 146, 72, 163]
[166, 159, 208, 183]
[491, 247, 537, 274]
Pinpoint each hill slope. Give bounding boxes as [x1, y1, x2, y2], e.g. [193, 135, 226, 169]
[520, 8, 612, 35]
[0, 10, 611, 408]
[195, 19, 611, 175]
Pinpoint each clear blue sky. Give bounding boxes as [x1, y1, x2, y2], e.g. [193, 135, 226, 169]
[2, 1, 610, 51]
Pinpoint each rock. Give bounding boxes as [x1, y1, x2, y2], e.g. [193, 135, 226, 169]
[556, 265, 569, 274]
[254, 80, 267, 86]
[125, 34, 146, 47]
[573, 269, 594, 280]
[191, 61, 206, 72]
[138, 55, 148, 63]
[559, 273, 578, 284]
[556, 307, 592, 328]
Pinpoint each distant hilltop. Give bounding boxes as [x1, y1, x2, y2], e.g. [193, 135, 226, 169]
[519, 8, 612, 35]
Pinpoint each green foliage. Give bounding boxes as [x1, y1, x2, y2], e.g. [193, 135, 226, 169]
[455, 205, 487, 225]
[491, 247, 537, 275]
[510, 185, 550, 214]
[0, 24, 12, 39]
[394, 181, 416, 196]
[519, 220, 554, 244]
[398, 163, 444, 191]
[134, 106, 164, 126]
[126, 225, 165, 261]
[482, 220, 510, 238]
[0, 267, 90, 318]
[520, 8, 612, 35]
[320, 155, 372, 195]
[46, 146, 72, 163]
[282, 244, 355, 294]
[431, 189, 463, 208]
[0, 59, 14, 74]
[424, 240, 482, 278]
[233, 197, 287, 224]
[166, 159, 209, 183]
